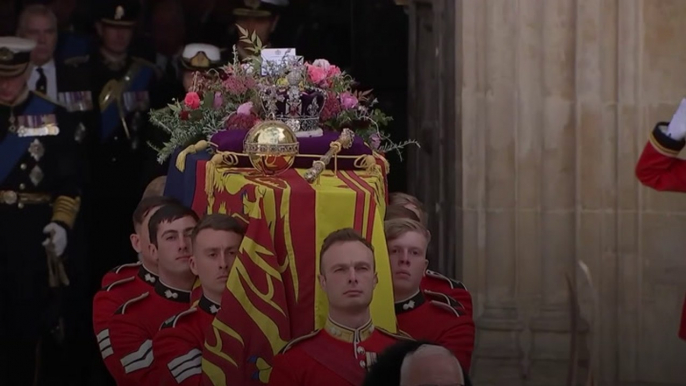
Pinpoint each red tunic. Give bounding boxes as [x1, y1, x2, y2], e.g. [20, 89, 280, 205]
[108, 281, 192, 386]
[636, 123, 686, 340]
[420, 269, 473, 316]
[395, 290, 475, 372]
[635, 122, 686, 192]
[268, 318, 407, 386]
[101, 261, 143, 288]
[153, 296, 219, 386]
[92, 265, 157, 381]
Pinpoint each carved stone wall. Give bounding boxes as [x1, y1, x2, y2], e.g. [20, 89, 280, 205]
[458, 1, 686, 385]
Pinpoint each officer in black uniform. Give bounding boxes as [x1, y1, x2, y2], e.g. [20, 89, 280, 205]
[0, 36, 81, 386]
[86, 0, 161, 281]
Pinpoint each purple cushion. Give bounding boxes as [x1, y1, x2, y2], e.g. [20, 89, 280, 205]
[209, 129, 373, 170]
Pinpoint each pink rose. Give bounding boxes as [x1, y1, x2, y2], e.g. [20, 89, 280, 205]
[237, 101, 253, 115]
[327, 65, 341, 77]
[213, 92, 223, 109]
[306, 64, 328, 84]
[310, 59, 341, 81]
[340, 92, 358, 109]
[184, 92, 201, 110]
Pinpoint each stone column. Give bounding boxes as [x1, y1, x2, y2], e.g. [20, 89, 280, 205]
[527, 0, 587, 382]
[460, 0, 686, 384]
[462, 0, 524, 383]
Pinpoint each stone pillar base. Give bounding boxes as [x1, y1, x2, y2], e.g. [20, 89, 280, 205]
[527, 308, 590, 386]
[472, 306, 525, 386]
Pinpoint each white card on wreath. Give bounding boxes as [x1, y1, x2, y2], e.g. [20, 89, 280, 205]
[261, 48, 297, 76]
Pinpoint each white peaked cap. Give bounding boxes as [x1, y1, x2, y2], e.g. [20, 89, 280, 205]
[182, 43, 221, 62]
[261, 0, 289, 5]
[0, 37, 36, 53]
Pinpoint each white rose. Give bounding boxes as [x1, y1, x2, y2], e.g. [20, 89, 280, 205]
[242, 62, 255, 75]
[312, 59, 331, 71]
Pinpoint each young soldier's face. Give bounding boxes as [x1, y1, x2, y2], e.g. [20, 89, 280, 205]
[387, 231, 429, 298]
[190, 229, 242, 300]
[151, 216, 197, 276]
[98, 24, 134, 55]
[0, 71, 28, 104]
[319, 241, 378, 313]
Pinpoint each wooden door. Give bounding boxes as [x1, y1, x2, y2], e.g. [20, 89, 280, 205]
[406, 0, 461, 278]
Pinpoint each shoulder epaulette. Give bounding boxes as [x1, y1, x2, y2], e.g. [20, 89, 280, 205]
[376, 327, 414, 341]
[160, 307, 197, 330]
[428, 300, 463, 317]
[132, 56, 162, 76]
[64, 55, 89, 66]
[111, 261, 142, 274]
[278, 329, 320, 354]
[31, 91, 66, 108]
[114, 292, 149, 315]
[424, 290, 464, 310]
[425, 270, 467, 290]
[103, 276, 135, 291]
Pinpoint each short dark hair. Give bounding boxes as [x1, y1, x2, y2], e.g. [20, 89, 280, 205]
[131, 196, 181, 228]
[191, 214, 246, 246]
[319, 228, 374, 274]
[389, 192, 427, 225]
[148, 204, 199, 246]
[384, 204, 421, 222]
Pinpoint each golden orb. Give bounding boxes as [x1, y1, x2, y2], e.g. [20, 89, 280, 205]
[243, 120, 299, 176]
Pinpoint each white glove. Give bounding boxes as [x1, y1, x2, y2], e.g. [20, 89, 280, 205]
[666, 98, 686, 141]
[43, 223, 67, 256]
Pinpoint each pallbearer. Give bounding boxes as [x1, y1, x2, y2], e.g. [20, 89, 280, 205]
[269, 229, 409, 386]
[154, 214, 245, 385]
[385, 218, 475, 373]
[0, 36, 80, 385]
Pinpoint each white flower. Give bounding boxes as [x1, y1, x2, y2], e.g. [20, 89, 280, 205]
[312, 59, 331, 71]
[242, 62, 255, 75]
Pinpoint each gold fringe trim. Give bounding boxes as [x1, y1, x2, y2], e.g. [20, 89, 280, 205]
[354, 154, 380, 174]
[176, 140, 210, 172]
[51, 196, 81, 229]
[205, 154, 224, 212]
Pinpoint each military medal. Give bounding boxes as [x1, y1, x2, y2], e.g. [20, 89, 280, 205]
[29, 165, 44, 186]
[16, 114, 59, 137]
[58, 91, 93, 112]
[28, 138, 45, 161]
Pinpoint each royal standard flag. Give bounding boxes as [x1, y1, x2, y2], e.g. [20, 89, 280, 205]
[192, 164, 394, 386]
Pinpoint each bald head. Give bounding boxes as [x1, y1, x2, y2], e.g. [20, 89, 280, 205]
[399, 345, 464, 386]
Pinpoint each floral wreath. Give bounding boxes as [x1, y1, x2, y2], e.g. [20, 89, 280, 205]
[150, 28, 418, 164]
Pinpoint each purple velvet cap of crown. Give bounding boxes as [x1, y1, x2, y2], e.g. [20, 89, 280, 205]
[209, 129, 373, 170]
[274, 89, 325, 117]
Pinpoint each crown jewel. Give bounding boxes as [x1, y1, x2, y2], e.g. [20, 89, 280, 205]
[258, 55, 325, 134]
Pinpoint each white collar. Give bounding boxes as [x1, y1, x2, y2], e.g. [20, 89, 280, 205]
[34, 59, 55, 72]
